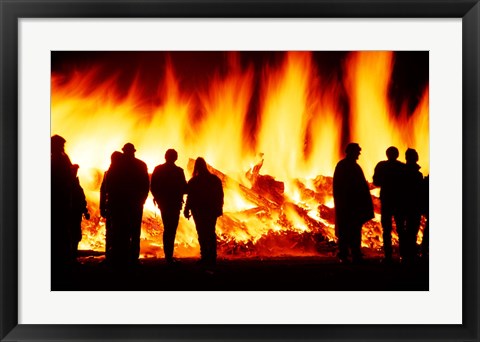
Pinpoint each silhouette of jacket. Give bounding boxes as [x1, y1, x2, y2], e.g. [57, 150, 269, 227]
[403, 162, 423, 216]
[105, 151, 149, 265]
[185, 163, 224, 267]
[52, 152, 74, 212]
[104, 160, 124, 211]
[373, 158, 405, 262]
[333, 154, 373, 262]
[185, 173, 224, 219]
[103, 153, 124, 210]
[333, 158, 374, 227]
[51, 147, 74, 267]
[107, 155, 149, 209]
[401, 161, 424, 264]
[151, 163, 187, 211]
[151, 161, 187, 262]
[101, 152, 123, 263]
[373, 159, 405, 211]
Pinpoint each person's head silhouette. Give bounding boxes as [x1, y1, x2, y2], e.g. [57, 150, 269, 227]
[193, 157, 209, 177]
[122, 143, 136, 158]
[51, 135, 66, 154]
[110, 151, 123, 166]
[165, 149, 178, 164]
[345, 143, 361, 160]
[405, 148, 419, 164]
[386, 146, 399, 161]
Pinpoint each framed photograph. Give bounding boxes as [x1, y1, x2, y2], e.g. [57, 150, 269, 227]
[49, 50, 431, 292]
[1, 0, 478, 341]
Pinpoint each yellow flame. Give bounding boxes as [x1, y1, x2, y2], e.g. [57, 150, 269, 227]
[345, 51, 429, 179]
[52, 52, 428, 258]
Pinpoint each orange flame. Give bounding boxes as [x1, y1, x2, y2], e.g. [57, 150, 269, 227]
[51, 51, 428, 259]
[345, 51, 429, 177]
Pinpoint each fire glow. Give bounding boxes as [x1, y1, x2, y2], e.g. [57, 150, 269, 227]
[51, 51, 429, 259]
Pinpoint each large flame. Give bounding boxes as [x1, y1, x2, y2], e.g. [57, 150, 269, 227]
[51, 51, 428, 259]
[345, 51, 429, 176]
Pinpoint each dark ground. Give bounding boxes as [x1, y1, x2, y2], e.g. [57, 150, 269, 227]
[52, 254, 429, 291]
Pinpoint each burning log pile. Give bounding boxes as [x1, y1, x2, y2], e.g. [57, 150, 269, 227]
[78, 158, 419, 259]
[179, 159, 403, 258]
[189, 159, 336, 255]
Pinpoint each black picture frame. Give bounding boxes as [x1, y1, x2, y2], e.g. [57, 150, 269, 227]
[1, 0, 478, 341]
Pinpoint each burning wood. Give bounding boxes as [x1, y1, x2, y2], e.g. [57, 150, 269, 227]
[319, 204, 335, 224]
[246, 156, 285, 206]
[187, 158, 282, 209]
[312, 175, 334, 202]
[183, 158, 338, 257]
[78, 158, 407, 259]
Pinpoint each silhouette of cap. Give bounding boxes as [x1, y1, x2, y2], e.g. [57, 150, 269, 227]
[345, 143, 361, 155]
[72, 164, 79, 170]
[165, 149, 178, 162]
[51, 135, 66, 147]
[122, 143, 136, 153]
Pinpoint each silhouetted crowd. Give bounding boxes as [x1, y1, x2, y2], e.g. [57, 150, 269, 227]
[51, 135, 224, 272]
[333, 143, 429, 265]
[52, 135, 428, 273]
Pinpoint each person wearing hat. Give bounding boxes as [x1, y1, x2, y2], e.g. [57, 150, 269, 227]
[106, 143, 149, 266]
[151, 149, 187, 264]
[333, 143, 374, 264]
[372, 146, 405, 264]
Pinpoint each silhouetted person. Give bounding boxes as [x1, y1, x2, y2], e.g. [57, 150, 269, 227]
[401, 148, 424, 264]
[151, 149, 187, 264]
[184, 158, 224, 269]
[333, 143, 374, 263]
[100, 151, 123, 262]
[373, 146, 405, 263]
[70, 164, 90, 261]
[51, 135, 74, 270]
[106, 143, 149, 266]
